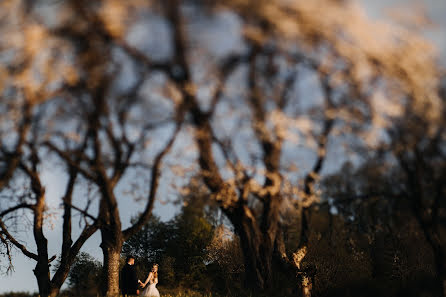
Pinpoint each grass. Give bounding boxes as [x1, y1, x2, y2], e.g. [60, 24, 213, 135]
[157, 287, 253, 297]
[158, 288, 215, 297]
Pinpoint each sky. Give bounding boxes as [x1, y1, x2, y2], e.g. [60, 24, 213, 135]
[1, 0, 446, 294]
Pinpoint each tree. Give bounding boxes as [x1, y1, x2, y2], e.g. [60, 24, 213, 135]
[1, 1, 183, 295]
[66, 253, 102, 297]
[206, 225, 245, 295]
[0, 104, 100, 297]
[122, 216, 172, 268]
[0, 1, 103, 295]
[323, 136, 446, 296]
[123, 184, 216, 291]
[2, 0, 442, 295]
[169, 0, 442, 293]
[167, 201, 214, 290]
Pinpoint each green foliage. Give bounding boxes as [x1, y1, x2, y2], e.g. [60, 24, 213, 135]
[167, 207, 214, 289]
[66, 252, 102, 297]
[123, 191, 216, 291]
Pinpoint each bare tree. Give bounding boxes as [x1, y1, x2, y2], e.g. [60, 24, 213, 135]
[38, 3, 184, 295]
[146, 0, 441, 294]
[2, 1, 182, 295]
[0, 102, 100, 297]
[0, 98, 33, 273]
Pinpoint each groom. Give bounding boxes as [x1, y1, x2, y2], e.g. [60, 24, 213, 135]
[121, 255, 141, 296]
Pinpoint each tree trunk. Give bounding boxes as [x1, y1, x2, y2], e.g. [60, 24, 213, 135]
[443, 279, 446, 297]
[33, 184, 51, 297]
[411, 198, 446, 297]
[34, 256, 51, 297]
[231, 208, 275, 291]
[48, 286, 61, 297]
[240, 234, 271, 290]
[296, 208, 314, 297]
[430, 234, 446, 297]
[100, 232, 123, 297]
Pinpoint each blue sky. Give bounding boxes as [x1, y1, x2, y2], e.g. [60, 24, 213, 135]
[1, 0, 445, 293]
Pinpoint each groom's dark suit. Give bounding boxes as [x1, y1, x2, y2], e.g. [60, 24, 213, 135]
[121, 263, 138, 296]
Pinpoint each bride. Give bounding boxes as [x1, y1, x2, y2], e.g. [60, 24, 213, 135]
[140, 264, 160, 297]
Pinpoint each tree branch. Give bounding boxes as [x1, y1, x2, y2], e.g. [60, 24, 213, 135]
[0, 102, 32, 190]
[0, 218, 38, 260]
[303, 74, 335, 197]
[0, 203, 34, 217]
[44, 142, 97, 182]
[123, 119, 183, 240]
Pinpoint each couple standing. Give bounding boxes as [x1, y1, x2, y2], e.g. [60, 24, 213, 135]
[121, 255, 160, 297]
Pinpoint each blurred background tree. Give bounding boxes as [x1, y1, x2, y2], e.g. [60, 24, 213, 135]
[1, 0, 445, 296]
[65, 253, 102, 297]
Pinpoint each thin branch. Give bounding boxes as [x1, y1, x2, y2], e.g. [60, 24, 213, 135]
[0, 102, 32, 190]
[64, 200, 99, 224]
[303, 74, 335, 197]
[277, 69, 298, 110]
[44, 142, 97, 181]
[211, 135, 239, 177]
[0, 232, 14, 273]
[207, 54, 250, 118]
[0, 203, 34, 217]
[0, 218, 38, 260]
[58, 0, 171, 74]
[246, 46, 282, 175]
[123, 118, 183, 240]
[109, 73, 147, 186]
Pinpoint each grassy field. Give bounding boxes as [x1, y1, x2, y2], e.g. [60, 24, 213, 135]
[157, 288, 219, 297]
[156, 287, 251, 297]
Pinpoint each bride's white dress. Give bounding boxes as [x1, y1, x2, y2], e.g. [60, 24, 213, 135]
[141, 277, 159, 297]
